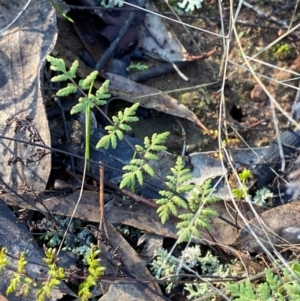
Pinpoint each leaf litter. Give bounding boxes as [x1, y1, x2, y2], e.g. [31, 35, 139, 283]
[2, 0, 300, 300]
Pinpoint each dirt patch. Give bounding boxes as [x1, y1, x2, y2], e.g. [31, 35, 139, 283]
[47, 1, 300, 155]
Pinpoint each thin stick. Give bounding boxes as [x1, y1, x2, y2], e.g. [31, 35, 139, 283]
[94, 0, 146, 71]
[98, 161, 107, 238]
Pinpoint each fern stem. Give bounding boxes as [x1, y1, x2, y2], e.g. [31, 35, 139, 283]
[85, 81, 94, 171]
[85, 106, 91, 171]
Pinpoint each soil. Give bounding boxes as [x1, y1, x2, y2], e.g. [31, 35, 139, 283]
[46, 0, 300, 158]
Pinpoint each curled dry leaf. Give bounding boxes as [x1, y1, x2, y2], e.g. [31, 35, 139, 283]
[104, 72, 208, 131]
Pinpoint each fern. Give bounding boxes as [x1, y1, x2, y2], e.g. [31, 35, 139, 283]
[96, 103, 139, 149]
[157, 156, 194, 224]
[157, 158, 220, 243]
[127, 62, 149, 72]
[119, 131, 169, 190]
[46, 55, 111, 170]
[225, 265, 300, 301]
[226, 280, 258, 301]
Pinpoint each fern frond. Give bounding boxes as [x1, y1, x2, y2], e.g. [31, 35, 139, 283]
[56, 83, 77, 97]
[46, 55, 67, 72]
[97, 103, 139, 149]
[157, 156, 193, 224]
[68, 59, 79, 78]
[80, 71, 98, 89]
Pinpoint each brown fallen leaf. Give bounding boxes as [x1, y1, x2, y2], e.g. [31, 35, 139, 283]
[232, 201, 300, 253]
[138, 1, 192, 62]
[104, 72, 208, 131]
[5, 189, 265, 247]
[0, 0, 56, 191]
[5, 191, 178, 238]
[5, 190, 266, 272]
[0, 294, 8, 301]
[208, 201, 268, 246]
[98, 221, 164, 300]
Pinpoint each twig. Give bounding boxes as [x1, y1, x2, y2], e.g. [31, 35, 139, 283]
[174, 117, 187, 157]
[288, 80, 300, 128]
[270, 97, 286, 172]
[98, 161, 108, 238]
[95, 0, 146, 71]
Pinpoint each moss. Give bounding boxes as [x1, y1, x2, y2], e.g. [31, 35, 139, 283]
[180, 91, 210, 115]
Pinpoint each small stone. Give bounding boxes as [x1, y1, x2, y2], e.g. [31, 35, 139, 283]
[250, 85, 268, 102]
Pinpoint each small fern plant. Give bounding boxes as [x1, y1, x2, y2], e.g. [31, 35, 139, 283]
[46, 55, 110, 169]
[157, 156, 220, 243]
[119, 131, 170, 191]
[46, 56, 139, 170]
[96, 102, 140, 149]
[225, 263, 300, 301]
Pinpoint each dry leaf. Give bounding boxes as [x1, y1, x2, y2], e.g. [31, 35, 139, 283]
[139, 1, 190, 61]
[208, 201, 268, 245]
[233, 201, 300, 252]
[0, 0, 56, 191]
[99, 221, 164, 300]
[0, 294, 8, 301]
[104, 72, 208, 131]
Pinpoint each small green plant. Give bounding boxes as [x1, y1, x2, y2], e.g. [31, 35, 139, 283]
[38, 216, 94, 261]
[37, 248, 65, 301]
[232, 169, 252, 199]
[151, 246, 230, 295]
[78, 245, 106, 301]
[46, 56, 111, 169]
[150, 247, 178, 292]
[272, 43, 291, 60]
[46, 56, 140, 170]
[127, 62, 149, 72]
[96, 103, 140, 149]
[6, 251, 35, 298]
[0, 247, 8, 271]
[119, 131, 170, 190]
[0, 245, 105, 301]
[253, 187, 273, 206]
[225, 263, 300, 301]
[178, 0, 203, 12]
[157, 157, 220, 242]
[157, 156, 194, 224]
